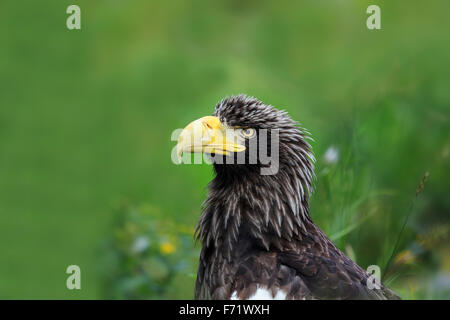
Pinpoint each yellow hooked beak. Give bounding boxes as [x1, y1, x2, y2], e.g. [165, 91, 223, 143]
[176, 116, 246, 159]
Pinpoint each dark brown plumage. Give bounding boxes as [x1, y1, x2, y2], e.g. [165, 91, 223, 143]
[178, 95, 400, 300]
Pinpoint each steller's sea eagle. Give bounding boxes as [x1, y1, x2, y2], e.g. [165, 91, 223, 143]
[176, 95, 400, 300]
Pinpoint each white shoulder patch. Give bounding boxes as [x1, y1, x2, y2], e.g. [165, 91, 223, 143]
[230, 287, 287, 300]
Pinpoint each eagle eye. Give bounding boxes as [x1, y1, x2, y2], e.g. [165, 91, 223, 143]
[240, 128, 256, 139]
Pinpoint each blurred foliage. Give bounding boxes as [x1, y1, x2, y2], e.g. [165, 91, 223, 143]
[0, 0, 448, 299]
[312, 151, 449, 299]
[102, 204, 198, 299]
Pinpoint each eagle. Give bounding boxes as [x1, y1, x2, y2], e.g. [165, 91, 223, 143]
[176, 95, 400, 300]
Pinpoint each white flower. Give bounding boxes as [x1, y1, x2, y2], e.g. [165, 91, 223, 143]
[323, 146, 339, 164]
[131, 236, 150, 253]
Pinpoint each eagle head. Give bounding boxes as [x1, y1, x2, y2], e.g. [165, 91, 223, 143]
[176, 95, 315, 252]
[177, 94, 315, 179]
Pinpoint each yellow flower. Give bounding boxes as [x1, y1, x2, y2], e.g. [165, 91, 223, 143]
[160, 241, 176, 255]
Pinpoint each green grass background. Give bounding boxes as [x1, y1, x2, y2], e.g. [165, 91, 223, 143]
[0, 0, 449, 299]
